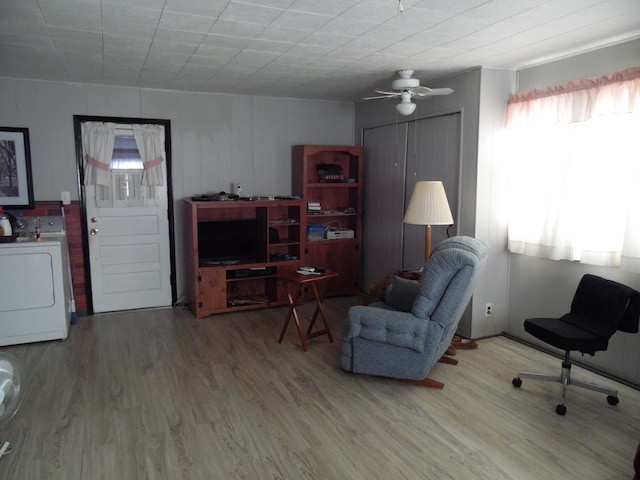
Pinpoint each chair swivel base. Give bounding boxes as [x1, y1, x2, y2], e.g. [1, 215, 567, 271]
[512, 353, 619, 415]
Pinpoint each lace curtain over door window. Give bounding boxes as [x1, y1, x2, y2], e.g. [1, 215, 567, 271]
[82, 122, 116, 186]
[133, 124, 165, 186]
[504, 67, 640, 272]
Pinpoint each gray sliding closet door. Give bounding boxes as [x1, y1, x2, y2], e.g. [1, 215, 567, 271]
[362, 112, 461, 291]
[362, 123, 408, 291]
[403, 113, 461, 270]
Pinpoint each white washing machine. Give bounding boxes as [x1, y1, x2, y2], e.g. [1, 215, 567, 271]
[0, 216, 71, 346]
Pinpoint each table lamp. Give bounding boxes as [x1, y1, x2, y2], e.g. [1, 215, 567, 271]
[403, 181, 454, 262]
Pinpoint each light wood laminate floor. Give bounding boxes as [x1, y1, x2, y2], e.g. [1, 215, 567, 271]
[1, 296, 638, 479]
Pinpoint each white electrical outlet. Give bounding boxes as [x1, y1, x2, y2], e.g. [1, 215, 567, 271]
[61, 191, 71, 205]
[485, 303, 493, 317]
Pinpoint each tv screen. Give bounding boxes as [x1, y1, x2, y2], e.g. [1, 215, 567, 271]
[198, 219, 261, 264]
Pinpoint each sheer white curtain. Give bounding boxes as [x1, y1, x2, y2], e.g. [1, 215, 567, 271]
[505, 67, 640, 272]
[82, 122, 116, 186]
[133, 124, 165, 186]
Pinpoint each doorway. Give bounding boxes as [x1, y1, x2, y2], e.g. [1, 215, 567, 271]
[74, 116, 176, 314]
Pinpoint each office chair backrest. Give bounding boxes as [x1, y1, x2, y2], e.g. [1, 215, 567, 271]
[567, 274, 640, 339]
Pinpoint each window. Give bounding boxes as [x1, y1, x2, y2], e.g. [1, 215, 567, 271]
[504, 68, 640, 272]
[111, 135, 143, 170]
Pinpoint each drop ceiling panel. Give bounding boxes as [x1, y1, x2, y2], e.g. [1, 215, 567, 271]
[0, 0, 637, 101]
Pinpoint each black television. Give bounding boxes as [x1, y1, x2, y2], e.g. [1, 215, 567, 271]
[197, 219, 262, 264]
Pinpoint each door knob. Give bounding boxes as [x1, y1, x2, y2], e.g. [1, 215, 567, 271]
[90, 228, 99, 236]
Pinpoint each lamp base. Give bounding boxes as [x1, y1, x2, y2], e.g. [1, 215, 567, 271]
[425, 224, 432, 263]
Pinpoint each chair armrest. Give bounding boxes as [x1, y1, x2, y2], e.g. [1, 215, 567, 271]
[347, 305, 428, 352]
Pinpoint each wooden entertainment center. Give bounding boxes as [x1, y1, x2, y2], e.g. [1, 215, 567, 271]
[184, 144, 363, 319]
[184, 199, 304, 318]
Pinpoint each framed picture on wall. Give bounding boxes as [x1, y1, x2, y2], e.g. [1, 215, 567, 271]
[0, 127, 34, 209]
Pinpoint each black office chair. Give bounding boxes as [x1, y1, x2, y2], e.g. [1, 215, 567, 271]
[512, 274, 640, 415]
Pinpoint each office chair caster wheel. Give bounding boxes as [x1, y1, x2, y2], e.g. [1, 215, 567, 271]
[512, 377, 522, 388]
[607, 395, 619, 406]
[555, 404, 567, 416]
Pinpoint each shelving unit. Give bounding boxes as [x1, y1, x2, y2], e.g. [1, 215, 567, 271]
[293, 145, 363, 296]
[183, 199, 303, 318]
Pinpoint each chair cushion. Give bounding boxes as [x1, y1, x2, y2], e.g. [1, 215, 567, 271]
[524, 317, 609, 355]
[385, 276, 420, 312]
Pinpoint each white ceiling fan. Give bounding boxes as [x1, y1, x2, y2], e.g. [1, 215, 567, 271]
[364, 69, 454, 115]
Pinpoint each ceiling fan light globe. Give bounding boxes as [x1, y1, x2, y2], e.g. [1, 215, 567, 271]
[396, 101, 416, 116]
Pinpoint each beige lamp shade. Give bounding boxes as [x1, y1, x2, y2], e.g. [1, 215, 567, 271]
[403, 181, 454, 226]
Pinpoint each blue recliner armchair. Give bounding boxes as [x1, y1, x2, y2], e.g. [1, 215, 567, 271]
[340, 236, 489, 387]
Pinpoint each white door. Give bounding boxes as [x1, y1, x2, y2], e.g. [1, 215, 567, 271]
[83, 129, 172, 313]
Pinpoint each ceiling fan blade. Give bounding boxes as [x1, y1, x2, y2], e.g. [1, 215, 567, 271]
[417, 88, 454, 96]
[409, 86, 432, 96]
[363, 94, 396, 100]
[374, 89, 401, 97]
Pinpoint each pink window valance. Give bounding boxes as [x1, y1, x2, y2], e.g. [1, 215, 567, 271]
[506, 67, 640, 128]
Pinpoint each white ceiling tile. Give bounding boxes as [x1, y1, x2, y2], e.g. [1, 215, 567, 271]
[379, 40, 430, 57]
[49, 27, 102, 49]
[0, 19, 50, 38]
[187, 54, 234, 68]
[318, 48, 370, 63]
[193, 44, 242, 61]
[289, 0, 358, 16]
[153, 29, 207, 45]
[283, 43, 333, 60]
[299, 32, 355, 49]
[102, 5, 162, 37]
[317, 17, 377, 36]
[412, 0, 493, 15]
[103, 0, 166, 10]
[269, 11, 332, 31]
[0, 1, 45, 24]
[259, 26, 309, 43]
[308, 56, 353, 69]
[341, 36, 394, 56]
[149, 38, 199, 56]
[360, 24, 421, 43]
[246, 38, 295, 54]
[163, 0, 227, 16]
[384, 7, 451, 30]
[340, 2, 399, 24]
[235, 0, 294, 8]
[464, 0, 552, 23]
[403, 29, 455, 47]
[226, 50, 280, 69]
[201, 34, 251, 50]
[103, 34, 151, 55]
[0, 33, 54, 50]
[62, 61, 104, 84]
[210, 20, 266, 38]
[144, 51, 191, 68]
[158, 11, 216, 32]
[219, 2, 284, 25]
[0, 0, 636, 101]
[40, 9, 102, 32]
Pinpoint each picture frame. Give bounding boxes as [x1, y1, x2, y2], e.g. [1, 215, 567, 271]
[0, 127, 34, 209]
